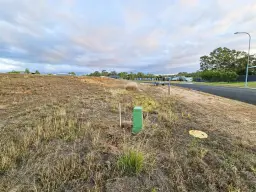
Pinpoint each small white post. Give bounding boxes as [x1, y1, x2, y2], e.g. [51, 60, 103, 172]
[168, 80, 171, 95]
[119, 103, 122, 128]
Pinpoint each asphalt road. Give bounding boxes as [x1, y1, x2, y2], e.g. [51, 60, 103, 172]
[170, 83, 256, 105]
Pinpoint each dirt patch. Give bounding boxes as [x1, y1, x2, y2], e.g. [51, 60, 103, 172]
[0, 105, 8, 110]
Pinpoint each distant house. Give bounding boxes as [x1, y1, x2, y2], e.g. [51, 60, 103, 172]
[171, 76, 188, 81]
[185, 77, 193, 82]
[171, 77, 179, 81]
[164, 77, 172, 81]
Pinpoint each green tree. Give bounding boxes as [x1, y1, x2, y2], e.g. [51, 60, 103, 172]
[136, 72, 144, 78]
[109, 71, 117, 76]
[200, 70, 238, 82]
[127, 72, 136, 80]
[8, 70, 20, 74]
[200, 47, 256, 75]
[68, 72, 76, 76]
[146, 73, 154, 79]
[25, 68, 30, 74]
[223, 71, 238, 82]
[118, 72, 128, 79]
[200, 55, 213, 70]
[89, 71, 101, 76]
[177, 72, 190, 77]
[101, 70, 108, 76]
[35, 70, 40, 74]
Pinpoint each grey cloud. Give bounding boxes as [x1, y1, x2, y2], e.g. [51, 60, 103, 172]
[0, 0, 256, 73]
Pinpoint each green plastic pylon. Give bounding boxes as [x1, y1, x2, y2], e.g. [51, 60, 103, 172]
[132, 106, 143, 134]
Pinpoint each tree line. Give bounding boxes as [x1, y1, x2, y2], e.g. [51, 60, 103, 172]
[88, 47, 256, 82]
[88, 70, 156, 80]
[200, 47, 256, 75]
[8, 68, 40, 74]
[6, 47, 256, 82]
[178, 47, 256, 82]
[196, 47, 256, 82]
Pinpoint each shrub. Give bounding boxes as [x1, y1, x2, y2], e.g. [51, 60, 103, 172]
[25, 68, 30, 74]
[200, 70, 238, 82]
[225, 71, 238, 82]
[35, 70, 40, 74]
[117, 150, 144, 175]
[8, 70, 20, 74]
[69, 72, 76, 76]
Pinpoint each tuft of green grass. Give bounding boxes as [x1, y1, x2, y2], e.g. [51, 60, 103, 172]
[133, 95, 158, 113]
[228, 184, 241, 192]
[117, 150, 144, 175]
[251, 166, 256, 175]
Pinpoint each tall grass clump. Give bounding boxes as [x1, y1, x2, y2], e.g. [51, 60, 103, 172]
[117, 150, 144, 175]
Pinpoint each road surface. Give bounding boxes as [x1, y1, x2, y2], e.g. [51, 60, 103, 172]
[170, 83, 256, 105]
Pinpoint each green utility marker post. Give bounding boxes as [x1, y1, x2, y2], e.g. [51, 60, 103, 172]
[132, 106, 143, 134]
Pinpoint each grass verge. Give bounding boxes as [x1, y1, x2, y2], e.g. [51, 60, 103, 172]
[194, 81, 256, 88]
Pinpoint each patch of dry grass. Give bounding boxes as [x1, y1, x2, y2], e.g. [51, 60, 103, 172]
[0, 75, 256, 192]
[125, 82, 139, 91]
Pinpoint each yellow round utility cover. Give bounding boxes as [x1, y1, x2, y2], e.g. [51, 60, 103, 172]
[189, 130, 208, 139]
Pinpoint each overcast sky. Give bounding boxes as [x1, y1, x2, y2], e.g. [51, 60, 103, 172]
[0, 0, 256, 74]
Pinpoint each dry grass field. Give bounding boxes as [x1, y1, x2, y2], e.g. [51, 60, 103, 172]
[0, 74, 256, 192]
